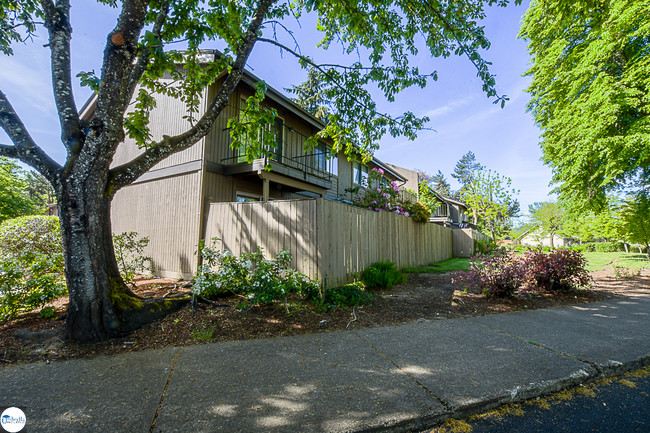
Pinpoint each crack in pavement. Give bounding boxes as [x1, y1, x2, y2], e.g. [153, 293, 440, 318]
[149, 347, 182, 433]
[473, 321, 603, 374]
[354, 331, 453, 412]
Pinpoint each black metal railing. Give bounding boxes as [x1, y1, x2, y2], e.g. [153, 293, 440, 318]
[220, 123, 334, 181]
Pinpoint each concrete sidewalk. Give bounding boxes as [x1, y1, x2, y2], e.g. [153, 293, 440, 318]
[1, 296, 648, 432]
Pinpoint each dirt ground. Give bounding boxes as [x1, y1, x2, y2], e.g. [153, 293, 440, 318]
[1, 267, 648, 367]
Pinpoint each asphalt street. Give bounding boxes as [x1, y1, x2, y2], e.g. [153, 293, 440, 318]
[434, 370, 650, 433]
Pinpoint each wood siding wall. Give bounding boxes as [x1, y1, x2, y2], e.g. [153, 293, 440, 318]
[452, 228, 490, 258]
[204, 198, 453, 288]
[111, 171, 203, 279]
[111, 79, 206, 170]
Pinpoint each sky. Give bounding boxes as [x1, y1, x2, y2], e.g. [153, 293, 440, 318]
[0, 0, 551, 219]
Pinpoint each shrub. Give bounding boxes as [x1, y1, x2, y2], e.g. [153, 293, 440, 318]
[321, 282, 373, 310]
[474, 239, 500, 256]
[613, 266, 640, 279]
[569, 244, 586, 252]
[361, 261, 407, 290]
[193, 244, 320, 310]
[408, 202, 431, 223]
[0, 216, 67, 322]
[594, 241, 626, 252]
[0, 215, 62, 259]
[582, 243, 596, 252]
[541, 246, 551, 252]
[452, 250, 526, 297]
[347, 167, 430, 223]
[521, 248, 591, 291]
[0, 255, 67, 322]
[113, 231, 153, 286]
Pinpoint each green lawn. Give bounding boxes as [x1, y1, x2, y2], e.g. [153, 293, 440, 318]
[583, 252, 650, 272]
[402, 258, 470, 274]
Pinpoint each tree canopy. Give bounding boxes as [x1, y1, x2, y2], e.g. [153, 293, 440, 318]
[528, 201, 564, 248]
[520, 0, 650, 210]
[0, 0, 519, 341]
[619, 192, 650, 257]
[461, 168, 519, 241]
[0, 157, 52, 222]
[451, 151, 484, 194]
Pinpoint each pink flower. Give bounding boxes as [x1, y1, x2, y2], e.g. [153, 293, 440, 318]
[405, 212, 410, 216]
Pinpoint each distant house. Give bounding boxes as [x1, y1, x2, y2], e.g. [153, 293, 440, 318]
[428, 193, 470, 228]
[517, 228, 569, 248]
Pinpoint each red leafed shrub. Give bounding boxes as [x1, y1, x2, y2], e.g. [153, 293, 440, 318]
[521, 248, 592, 291]
[452, 248, 592, 297]
[451, 250, 526, 297]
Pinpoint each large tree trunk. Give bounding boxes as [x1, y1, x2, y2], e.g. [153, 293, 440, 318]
[57, 173, 187, 342]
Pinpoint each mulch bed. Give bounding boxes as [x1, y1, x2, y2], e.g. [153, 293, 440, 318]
[1, 267, 648, 367]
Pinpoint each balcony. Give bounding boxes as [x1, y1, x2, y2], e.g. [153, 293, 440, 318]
[220, 124, 335, 190]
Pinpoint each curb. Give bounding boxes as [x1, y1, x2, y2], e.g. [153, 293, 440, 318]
[350, 355, 650, 433]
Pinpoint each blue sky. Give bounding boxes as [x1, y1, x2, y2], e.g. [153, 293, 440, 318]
[0, 0, 550, 218]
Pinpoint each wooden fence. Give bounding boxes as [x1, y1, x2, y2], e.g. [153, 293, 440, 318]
[204, 198, 453, 288]
[452, 228, 491, 258]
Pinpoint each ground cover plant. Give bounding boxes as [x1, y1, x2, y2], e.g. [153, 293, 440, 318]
[402, 258, 470, 274]
[582, 252, 650, 273]
[361, 261, 407, 290]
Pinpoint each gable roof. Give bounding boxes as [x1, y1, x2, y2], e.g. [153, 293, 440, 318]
[78, 49, 405, 182]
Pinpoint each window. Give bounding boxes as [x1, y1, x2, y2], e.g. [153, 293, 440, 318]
[353, 162, 368, 185]
[313, 143, 327, 172]
[236, 193, 259, 202]
[328, 155, 338, 176]
[273, 117, 284, 162]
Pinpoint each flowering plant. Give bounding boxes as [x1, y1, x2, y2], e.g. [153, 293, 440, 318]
[348, 167, 431, 222]
[193, 243, 320, 310]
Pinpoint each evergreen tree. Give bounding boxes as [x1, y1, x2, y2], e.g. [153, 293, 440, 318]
[285, 68, 330, 122]
[429, 170, 451, 196]
[452, 151, 483, 189]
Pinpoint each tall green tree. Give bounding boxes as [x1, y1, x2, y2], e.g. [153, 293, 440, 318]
[0, 157, 35, 222]
[0, 0, 517, 341]
[461, 169, 519, 241]
[528, 201, 564, 248]
[520, 0, 650, 210]
[563, 201, 621, 242]
[428, 170, 452, 196]
[619, 192, 650, 258]
[451, 151, 484, 192]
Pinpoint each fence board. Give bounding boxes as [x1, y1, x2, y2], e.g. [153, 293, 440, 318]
[204, 198, 454, 289]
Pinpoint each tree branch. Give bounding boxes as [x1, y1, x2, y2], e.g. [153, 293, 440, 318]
[0, 89, 61, 181]
[108, 0, 278, 192]
[84, 0, 149, 163]
[0, 144, 19, 158]
[40, 0, 82, 152]
[125, 0, 171, 103]
[257, 37, 405, 126]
